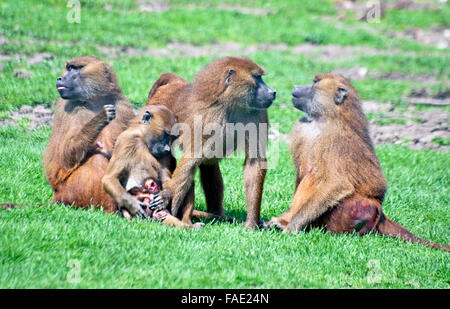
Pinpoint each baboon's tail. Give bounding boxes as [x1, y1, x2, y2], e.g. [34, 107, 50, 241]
[192, 210, 236, 223]
[377, 214, 449, 252]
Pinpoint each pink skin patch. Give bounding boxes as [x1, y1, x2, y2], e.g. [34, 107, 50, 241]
[144, 179, 159, 193]
[96, 140, 104, 149]
[307, 165, 313, 173]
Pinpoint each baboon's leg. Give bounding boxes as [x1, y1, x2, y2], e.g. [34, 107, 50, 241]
[199, 163, 224, 216]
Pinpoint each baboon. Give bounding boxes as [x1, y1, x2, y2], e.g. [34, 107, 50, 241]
[102, 106, 197, 228]
[43, 56, 135, 212]
[146, 57, 276, 227]
[269, 73, 449, 251]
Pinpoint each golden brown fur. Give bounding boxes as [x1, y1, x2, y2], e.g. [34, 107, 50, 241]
[269, 73, 449, 252]
[146, 57, 275, 227]
[102, 105, 197, 227]
[43, 56, 135, 212]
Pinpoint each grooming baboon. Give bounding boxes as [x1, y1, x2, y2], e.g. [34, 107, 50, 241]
[43, 56, 135, 212]
[101, 106, 189, 227]
[269, 73, 449, 251]
[146, 57, 276, 227]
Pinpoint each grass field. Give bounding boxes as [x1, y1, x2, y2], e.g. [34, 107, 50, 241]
[0, 0, 449, 288]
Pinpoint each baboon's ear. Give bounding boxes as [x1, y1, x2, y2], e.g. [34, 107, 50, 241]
[142, 111, 153, 124]
[334, 87, 347, 105]
[225, 69, 235, 85]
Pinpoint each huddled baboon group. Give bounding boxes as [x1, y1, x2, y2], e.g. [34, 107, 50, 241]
[5, 55, 448, 251]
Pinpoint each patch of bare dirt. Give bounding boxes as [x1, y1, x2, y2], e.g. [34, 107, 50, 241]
[13, 69, 32, 79]
[135, 2, 275, 16]
[270, 101, 449, 151]
[385, 27, 450, 49]
[0, 52, 54, 65]
[335, 0, 443, 20]
[99, 41, 394, 61]
[407, 87, 450, 106]
[216, 3, 275, 16]
[290, 44, 396, 61]
[368, 107, 449, 151]
[1, 105, 53, 128]
[137, 1, 170, 13]
[332, 66, 440, 83]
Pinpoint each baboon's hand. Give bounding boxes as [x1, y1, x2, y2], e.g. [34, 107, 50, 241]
[149, 193, 165, 212]
[103, 104, 116, 124]
[119, 194, 148, 219]
[152, 209, 168, 221]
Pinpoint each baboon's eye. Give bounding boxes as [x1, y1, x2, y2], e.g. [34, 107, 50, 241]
[142, 111, 153, 124]
[66, 64, 83, 71]
[334, 87, 348, 105]
[226, 69, 235, 85]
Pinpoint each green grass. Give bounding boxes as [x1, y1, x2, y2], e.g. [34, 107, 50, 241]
[375, 118, 407, 126]
[432, 137, 450, 146]
[0, 0, 449, 288]
[0, 126, 449, 288]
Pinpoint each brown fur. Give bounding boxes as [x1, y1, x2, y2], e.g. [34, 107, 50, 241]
[102, 105, 197, 227]
[43, 56, 135, 212]
[146, 57, 273, 227]
[270, 73, 449, 252]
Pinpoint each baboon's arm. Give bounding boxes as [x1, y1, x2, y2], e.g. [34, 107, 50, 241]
[62, 109, 110, 169]
[164, 156, 197, 217]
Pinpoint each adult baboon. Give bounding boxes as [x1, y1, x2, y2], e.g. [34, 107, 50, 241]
[269, 73, 449, 251]
[146, 57, 276, 227]
[43, 56, 135, 212]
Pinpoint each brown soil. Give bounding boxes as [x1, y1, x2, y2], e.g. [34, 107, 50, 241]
[136, 2, 275, 16]
[332, 66, 440, 83]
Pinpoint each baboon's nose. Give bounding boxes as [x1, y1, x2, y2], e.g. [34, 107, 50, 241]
[269, 88, 277, 100]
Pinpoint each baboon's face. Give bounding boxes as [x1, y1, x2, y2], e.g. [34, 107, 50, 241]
[139, 108, 179, 158]
[292, 73, 349, 119]
[224, 65, 276, 109]
[251, 74, 277, 109]
[56, 63, 86, 100]
[56, 57, 114, 100]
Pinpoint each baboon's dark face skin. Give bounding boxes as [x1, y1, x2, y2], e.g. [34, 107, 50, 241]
[56, 65, 85, 100]
[251, 76, 276, 109]
[292, 84, 314, 114]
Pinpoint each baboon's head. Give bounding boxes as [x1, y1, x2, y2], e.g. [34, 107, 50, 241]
[292, 73, 361, 121]
[56, 56, 120, 101]
[136, 105, 179, 158]
[193, 57, 276, 109]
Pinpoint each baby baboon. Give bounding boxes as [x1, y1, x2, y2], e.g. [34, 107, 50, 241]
[146, 57, 276, 227]
[43, 56, 135, 212]
[269, 73, 449, 251]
